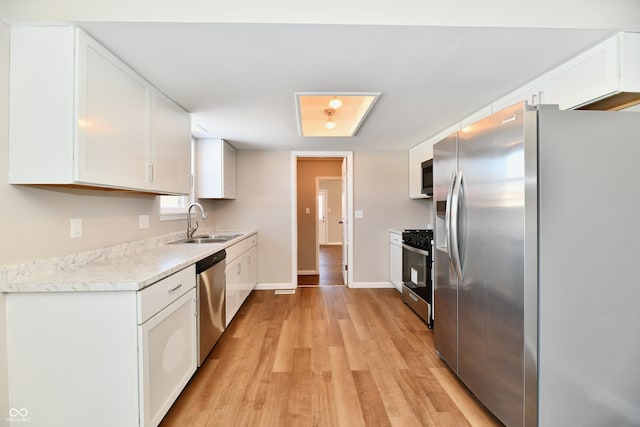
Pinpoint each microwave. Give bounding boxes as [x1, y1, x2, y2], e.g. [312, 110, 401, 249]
[421, 159, 433, 196]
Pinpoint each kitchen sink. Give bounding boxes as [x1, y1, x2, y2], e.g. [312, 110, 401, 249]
[198, 233, 243, 240]
[169, 233, 243, 245]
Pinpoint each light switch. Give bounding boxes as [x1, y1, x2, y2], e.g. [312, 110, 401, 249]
[70, 218, 82, 239]
[355, 210, 364, 219]
[305, 208, 310, 214]
[139, 215, 150, 229]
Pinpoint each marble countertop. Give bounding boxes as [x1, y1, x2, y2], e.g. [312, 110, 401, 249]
[0, 230, 255, 293]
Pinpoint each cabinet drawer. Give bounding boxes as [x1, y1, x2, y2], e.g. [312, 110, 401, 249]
[138, 265, 195, 324]
[390, 232, 402, 246]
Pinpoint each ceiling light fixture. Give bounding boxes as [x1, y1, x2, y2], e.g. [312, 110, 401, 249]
[324, 108, 336, 130]
[328, 97, 343, 109]
[295, 92, 381, 137]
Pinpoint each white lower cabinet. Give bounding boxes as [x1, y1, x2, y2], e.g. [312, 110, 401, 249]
[225, 255, 243, 326]
[225, 233, 258, 326]
[138, 289, 197, 427]
[5, 266, 197, 427]
[389, 231, 403, 291]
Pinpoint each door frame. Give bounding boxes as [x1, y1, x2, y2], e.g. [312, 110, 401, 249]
[291, 151, 354, 287]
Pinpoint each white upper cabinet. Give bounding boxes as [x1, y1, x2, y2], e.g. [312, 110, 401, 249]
[541, 35, 621, 110]
[9, 26, 190, 195]
[149, 91, 191, 194]
[491, 32, 640, 113]
[196, 139, 237, 199]
[76, 30, 150, 190]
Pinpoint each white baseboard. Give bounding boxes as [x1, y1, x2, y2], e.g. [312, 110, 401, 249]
[297, 270, 318, 275]
[348, 281, 395, 289]
[254, 282, 297, 290]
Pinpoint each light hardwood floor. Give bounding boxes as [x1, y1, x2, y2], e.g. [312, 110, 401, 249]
[161, 286, 501, 426]
[298, 245, 344, 286]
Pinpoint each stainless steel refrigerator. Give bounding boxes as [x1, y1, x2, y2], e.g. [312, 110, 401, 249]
[433, 102, 640, 426]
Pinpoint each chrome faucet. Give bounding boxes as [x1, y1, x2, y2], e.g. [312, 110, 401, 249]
[187, 202, 208, 239]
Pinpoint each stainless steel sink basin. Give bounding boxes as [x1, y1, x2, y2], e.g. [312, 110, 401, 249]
[169, 233, 243, 245]
[198, 233, 243, 240]
[176, 237, 228, 244]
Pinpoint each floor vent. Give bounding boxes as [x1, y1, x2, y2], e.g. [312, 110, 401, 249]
[274, 289, 296, 295]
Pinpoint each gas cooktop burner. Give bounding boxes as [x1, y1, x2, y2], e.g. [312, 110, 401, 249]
[402, 229, 433, 250]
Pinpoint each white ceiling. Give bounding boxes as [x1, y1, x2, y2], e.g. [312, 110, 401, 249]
[80, 22, 611, 151]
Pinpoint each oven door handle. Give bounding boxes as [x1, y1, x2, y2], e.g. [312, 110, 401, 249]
[402, 243, 430, 257]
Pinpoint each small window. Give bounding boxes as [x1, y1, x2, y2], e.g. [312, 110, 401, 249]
[159, 139, 195, 221]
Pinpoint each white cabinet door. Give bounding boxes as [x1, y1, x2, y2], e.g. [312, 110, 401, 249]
[246, 245, 258, 293]
[150, 90, 191, 195]
[197, 139, 237, 199]
[225, 256, 244, 326]
[389, 232, 402, 292]
[76, 30, 150, 190]
[541, 35, 620, 110]
[139, 289, 197, 427]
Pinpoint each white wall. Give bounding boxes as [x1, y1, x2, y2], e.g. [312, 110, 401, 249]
[200, 149, 430, 286]
[3, 0, 640, 30]
[200, 150, 293, 285]
[353, 151, 431, 284]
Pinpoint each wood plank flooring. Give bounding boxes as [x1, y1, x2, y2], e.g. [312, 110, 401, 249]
[298, 245, 344, 286]
[160, 287, 502, 426]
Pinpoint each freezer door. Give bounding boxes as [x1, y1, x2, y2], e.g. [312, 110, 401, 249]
[433, 132, 459, 373]
[456, 102, 527, 427]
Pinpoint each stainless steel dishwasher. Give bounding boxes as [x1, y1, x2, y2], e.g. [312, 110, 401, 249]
[196, 249, 226, 366]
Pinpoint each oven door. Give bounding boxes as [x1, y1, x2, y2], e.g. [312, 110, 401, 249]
[402, 243, 431, 303]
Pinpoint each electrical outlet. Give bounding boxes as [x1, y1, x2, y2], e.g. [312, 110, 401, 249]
[70, 218, 82, 239]
[355, 210, 364, 219]
[139, 215, 150, 229]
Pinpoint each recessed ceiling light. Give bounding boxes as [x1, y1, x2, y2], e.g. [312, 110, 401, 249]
[295, 92, 381, 137]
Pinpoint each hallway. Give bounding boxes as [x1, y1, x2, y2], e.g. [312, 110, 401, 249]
[298, 245, 344, 286]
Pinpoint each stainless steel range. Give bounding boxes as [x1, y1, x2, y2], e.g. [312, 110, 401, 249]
[401, 229, 433, 328]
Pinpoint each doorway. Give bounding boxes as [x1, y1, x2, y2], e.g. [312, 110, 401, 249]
[291, 152, 353, 287]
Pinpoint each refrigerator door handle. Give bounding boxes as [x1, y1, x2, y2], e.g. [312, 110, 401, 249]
[445, 171, 457, 273]
[450, 171, 463, 281]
